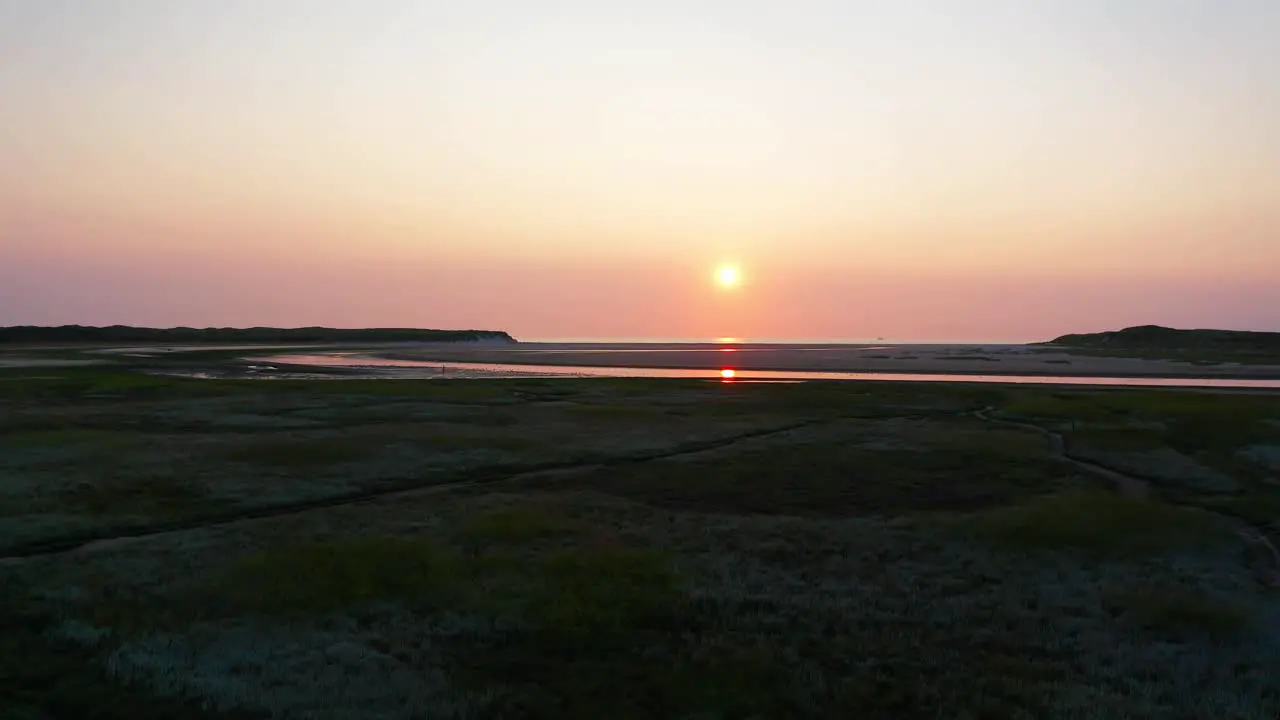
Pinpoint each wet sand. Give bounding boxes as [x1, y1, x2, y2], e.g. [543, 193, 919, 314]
[360, 342, 1280, 380]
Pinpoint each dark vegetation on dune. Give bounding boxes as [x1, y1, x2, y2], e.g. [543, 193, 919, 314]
[0, 325, 516, 345]
[1045, 325, 1280, 363]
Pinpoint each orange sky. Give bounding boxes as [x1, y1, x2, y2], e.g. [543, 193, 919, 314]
[2, 1, 1278, 340]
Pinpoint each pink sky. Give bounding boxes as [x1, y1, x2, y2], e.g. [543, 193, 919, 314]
[2, 1, 1278, 341]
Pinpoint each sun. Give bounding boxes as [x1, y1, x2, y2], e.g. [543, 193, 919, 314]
[714, 265, 740, 288]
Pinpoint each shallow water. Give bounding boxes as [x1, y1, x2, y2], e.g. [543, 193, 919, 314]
[251, 353, 1280, 388]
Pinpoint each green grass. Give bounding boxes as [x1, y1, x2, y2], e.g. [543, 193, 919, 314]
[492, 546, 681, 636]
[301, 378, 521, 402]
[195, 531, 679, 633]
[456, 507, 580, 543]
[416, 430, 550, 454]
[1002, 391, 1280, 487]
[1199, 490, 1280, 526]
[59, 475, 209, 515]
[456, 636, 795, 720]
[1104, 585, 1253, 638]
[1003, 388, 1280, 422]
[0, 428, 145, 461]
[745, 380, 991, 416]
[214, 536, 459, 616]
[1167, 415, 1277, 452]
[33, 485, 1280, 720]
[566, 403, 667, 419]
[1, 428, 132, 446]
[1068, 425, 1168, 452]
[0, 594, 241, 720]
[218, 434, 373, 468]
[9, 366, 1280, 719]
[1001, 391, 1134, 422]
[960, 490, 1231, 557]
[541, 423, 1072, 518]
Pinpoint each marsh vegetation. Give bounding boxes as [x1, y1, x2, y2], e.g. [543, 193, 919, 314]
[2, 355, 1279, 718]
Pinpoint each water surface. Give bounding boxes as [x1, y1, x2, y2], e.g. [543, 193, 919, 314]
[252, 353, 1280, 389]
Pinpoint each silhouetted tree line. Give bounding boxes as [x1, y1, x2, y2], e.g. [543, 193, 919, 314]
[0, 326, 516, 344]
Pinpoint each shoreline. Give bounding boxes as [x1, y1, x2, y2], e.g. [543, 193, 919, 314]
[8, 339, 1279, 381]
[245, 351, 1280, 384]
[349, 342, 1280, 381]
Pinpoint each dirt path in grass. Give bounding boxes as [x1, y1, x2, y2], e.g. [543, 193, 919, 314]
[974, 407, 1151, 498]
[8, 404, 1278, 587]
[974, 408, 1280, 585]
[1, 403, 1259, 563]
[0, 419, 825, 561]
[0, 406, 1154, 561]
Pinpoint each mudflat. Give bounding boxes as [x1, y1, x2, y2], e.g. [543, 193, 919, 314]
[371, 342, 1280, 379]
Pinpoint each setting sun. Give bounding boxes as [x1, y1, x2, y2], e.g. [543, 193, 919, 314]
[715, 265, 740, 288]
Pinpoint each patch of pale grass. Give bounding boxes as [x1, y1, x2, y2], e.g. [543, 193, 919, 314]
[31, 499, 1280, 720]
[956, 490, 1232, 557]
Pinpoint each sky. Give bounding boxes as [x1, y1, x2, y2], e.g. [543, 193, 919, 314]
[2, 0, 1278, 341]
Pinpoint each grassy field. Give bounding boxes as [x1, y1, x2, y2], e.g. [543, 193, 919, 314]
[2, 353, 1279, 719]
